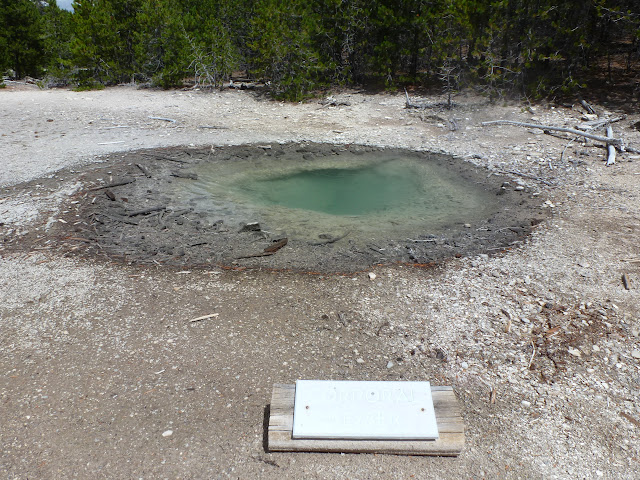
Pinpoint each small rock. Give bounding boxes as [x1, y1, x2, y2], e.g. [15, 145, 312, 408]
[568, 347, 582, 357]
[386, 361, 394, 369]
[631, 350, 640, 359]
[239, 222, 261, 232]
[464, 223, 471, 228]
[356, 358, 365, 364]
[521, 400, 531, 408]
[514, 185, 525, 191]
[162, 430, 173, 437]
[368, 272, 376, 280]
[461, 361, 469, 369]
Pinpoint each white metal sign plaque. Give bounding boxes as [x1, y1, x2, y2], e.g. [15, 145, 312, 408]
[292, 380, 439, 440]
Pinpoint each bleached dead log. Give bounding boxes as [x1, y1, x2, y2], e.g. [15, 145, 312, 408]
[580, 99, 596, 115]
[576, 115, 625, 131]
[481, 120, 623, 145]
[606, 126, 616, 166]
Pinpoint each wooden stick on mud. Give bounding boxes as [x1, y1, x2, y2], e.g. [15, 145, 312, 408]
[482, 120, 623, 145]
[88, 178, 136, 191]
[136, 163, 152, 177]
[127, 206, 166, 217]
[148, 116, 177, 123]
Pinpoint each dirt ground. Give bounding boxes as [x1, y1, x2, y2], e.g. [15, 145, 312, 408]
[1, 83, 639, 479]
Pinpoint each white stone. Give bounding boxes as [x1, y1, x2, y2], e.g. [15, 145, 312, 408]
[631, 349, 640, 359]
[368, 272, 376, 280]
[292, 380, 439, 440]
[162, 430, 173, 437]
[568, 348, 581, 357]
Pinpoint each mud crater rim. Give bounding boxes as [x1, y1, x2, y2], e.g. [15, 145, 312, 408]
[55, 143, 546, 273]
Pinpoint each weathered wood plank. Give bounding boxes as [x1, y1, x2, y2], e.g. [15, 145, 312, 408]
[267, 383, 464, 456]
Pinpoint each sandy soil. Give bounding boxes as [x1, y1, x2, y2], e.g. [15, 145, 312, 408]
[1, 83, 639, 479]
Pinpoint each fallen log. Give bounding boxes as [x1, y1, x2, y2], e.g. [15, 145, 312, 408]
[606, 126, 616, 166]
[580, 99, 596, 115]
[481, 120, 623, 145]
[576, 115, 626, 131]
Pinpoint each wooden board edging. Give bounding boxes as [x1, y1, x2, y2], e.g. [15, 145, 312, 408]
[267, 383, 464, 456]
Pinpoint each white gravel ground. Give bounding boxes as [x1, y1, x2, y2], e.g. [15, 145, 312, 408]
[1, 83, 639, 479]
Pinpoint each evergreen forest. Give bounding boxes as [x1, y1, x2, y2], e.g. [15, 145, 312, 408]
[1, 0, 639, 100]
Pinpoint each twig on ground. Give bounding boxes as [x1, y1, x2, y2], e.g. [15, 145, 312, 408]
[148, 116, 177, 123]
[189, 313, 219, 323]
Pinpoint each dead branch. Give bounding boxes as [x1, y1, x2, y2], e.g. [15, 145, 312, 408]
[136, 163, 152, 178]
[404, 88, 452, 110]
[576, 115, 626, 131]
[263, 238, 288, 253]
[88, 178, 136, 191]
[606, 126, 617, 166]
[127, 206, 166, 217]
[141, 153, 187, 163]
[482, 120, 623, 145]
[235, 251, 275, 260]
[189, 313, 219, 323]
[580, 99, 596, 115]
[498, 169, 555, 187]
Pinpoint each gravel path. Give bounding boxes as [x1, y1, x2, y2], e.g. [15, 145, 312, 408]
[1, 84, 639, 479]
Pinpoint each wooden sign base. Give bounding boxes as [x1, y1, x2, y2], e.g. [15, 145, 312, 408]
[268, 383, 464, 456]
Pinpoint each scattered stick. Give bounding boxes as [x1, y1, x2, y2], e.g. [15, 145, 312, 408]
[148, 116, 176, 123]
[528, 340, 536, 369]
[576, 115, 625, 131]
[560, 137, 577, 163]
[170, 172, 199, 180]
[606, 126, 616, 166]
[236, 238, 288, 259]
[263, 238, 288, 253]
[580, 99, 596, 115]
[136, 163, 152, 178]
[89, 178, 135, 191]
[127, 206, 166, 217]
[620, 411, 640, 428]
[499, 169, 554, 187]
[404, 88, 452, 109]
[482, 120, 623, 145]
[622, 273, 630, 290]
[141, 153, 187, 163]
[189, 313, 219, 323]
[235, 251, 275, 260]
